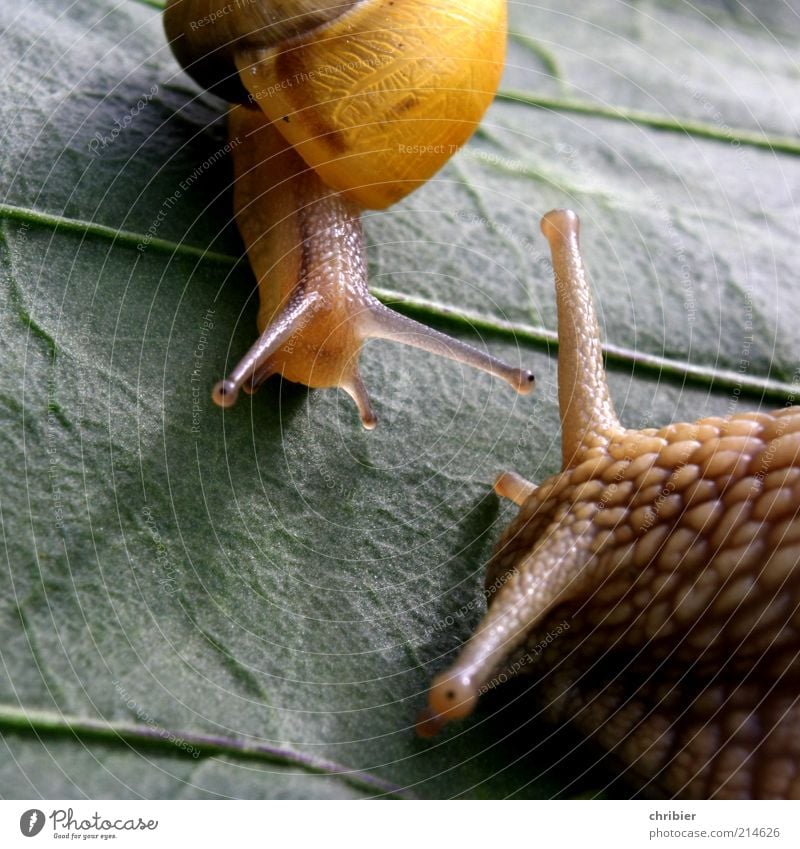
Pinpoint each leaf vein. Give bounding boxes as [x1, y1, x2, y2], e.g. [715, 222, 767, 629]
[0, 705, 408, 798]
[497, 91, 800, 155]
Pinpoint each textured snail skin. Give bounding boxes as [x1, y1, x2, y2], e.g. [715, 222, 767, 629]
[419, 210, 800, 800]
[164, 0, 533, 427]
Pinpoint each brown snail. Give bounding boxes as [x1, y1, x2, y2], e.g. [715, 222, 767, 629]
[163, 0, 533, 428]
[419, 210, 800, 800]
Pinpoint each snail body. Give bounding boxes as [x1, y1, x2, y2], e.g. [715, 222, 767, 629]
[420, 210, 800, 799]
[164, 0, 533, 427]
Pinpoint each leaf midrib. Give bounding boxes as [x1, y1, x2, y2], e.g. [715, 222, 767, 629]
[497, 90, 800, 155]
[2, 201, 795, 402]
[0, 703, 408, 798]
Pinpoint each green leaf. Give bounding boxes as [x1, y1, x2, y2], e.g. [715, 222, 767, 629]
[1, 0, 798, 798]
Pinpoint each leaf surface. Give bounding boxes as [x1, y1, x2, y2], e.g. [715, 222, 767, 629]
[1, 0, 798, 798]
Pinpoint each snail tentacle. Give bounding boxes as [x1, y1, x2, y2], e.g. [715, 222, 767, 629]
[541, 209, 621, 466]
[341, 370, 378, 431]
[494, 471, 537, 505]
[420, 519, 595, 733]
[212, 290, 323, 408]
[361, 303, 536, 397]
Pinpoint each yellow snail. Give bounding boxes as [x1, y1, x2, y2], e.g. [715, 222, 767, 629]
[163, 0, 533, 428]
[419, 210, 800, 800]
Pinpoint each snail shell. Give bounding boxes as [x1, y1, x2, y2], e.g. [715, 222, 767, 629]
[164, 0, 533, 427]
[420, 210, 800, 800]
